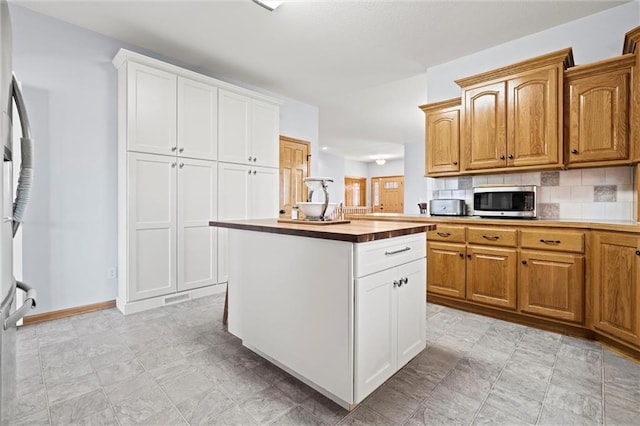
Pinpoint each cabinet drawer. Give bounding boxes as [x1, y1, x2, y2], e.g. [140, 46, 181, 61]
[520, 229, 584, 253]
[355, 233, 426, 278]
[467, 227, 517, 247]
[427, 225, 466, 243]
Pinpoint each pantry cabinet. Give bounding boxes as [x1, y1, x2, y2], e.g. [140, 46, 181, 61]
[177, 77, 218, 161]
[456, 48, 572, 173]
[420, 98, 461, 176]
[564, 55, 634, 167]
[592, 232, 640, 346]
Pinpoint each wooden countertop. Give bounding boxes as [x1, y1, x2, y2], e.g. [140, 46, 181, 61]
[350, 213, 640, 233]
[209, 219, 436, 243]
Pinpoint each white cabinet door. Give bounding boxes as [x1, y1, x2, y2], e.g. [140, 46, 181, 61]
[177, 158, 217, 292]
[128, 152, 177, 300]
[250, 99, 279, 168]
[355, 267, 397, 402]
[219, 90, 250, 165]
[127, 63, 177, 156]
[177, 77, 218, 161]
[396, 259, 427, 367]
[249, 166, 279, 219]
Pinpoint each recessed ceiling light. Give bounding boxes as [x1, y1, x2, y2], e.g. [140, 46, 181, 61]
[252, 0, 283, 11]
[322, 146, 328, 151]
[375, 159, 386, 165]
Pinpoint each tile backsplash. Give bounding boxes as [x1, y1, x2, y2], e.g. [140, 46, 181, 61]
[427, 166, 636, 221]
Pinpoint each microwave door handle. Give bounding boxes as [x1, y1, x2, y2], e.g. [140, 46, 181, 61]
[11, 74, 34, 237]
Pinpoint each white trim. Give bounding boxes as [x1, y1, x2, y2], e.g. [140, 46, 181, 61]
[116, 282, 226, 315]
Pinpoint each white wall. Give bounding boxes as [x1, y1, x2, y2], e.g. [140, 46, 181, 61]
[317, 151, 345, 204]
[369, 159, 404, 178]
[404, 1, 640, 219]
[10, 5, 320, 314]
[404, 141, 428, 215]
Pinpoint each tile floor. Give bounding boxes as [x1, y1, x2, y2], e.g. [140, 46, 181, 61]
[4, 293, 640, 425]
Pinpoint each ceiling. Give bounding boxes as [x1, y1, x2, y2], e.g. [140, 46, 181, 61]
[12, 0, 628, 162]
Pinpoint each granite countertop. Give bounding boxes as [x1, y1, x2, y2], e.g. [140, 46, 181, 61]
[209, 219, 436, 243]
[349, 213, 640, 233]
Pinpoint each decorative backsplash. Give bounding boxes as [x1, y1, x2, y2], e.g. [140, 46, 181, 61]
[427, 166, 636, 221]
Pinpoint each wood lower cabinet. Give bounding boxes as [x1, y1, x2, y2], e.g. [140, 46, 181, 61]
[519, 250, 584, 322]
[592, 232, 640, 345]
[427, 242, 466, 299]
[466, 245, 517, 310]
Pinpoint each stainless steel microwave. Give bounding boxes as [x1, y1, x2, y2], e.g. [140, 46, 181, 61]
[473, 185, 537, 218]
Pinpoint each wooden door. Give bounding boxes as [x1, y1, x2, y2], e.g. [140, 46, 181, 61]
[126, 62, 177, 155]
[466, 245, 517, 309]
[565, 65, 630, 164]
[127, 152, 177, 301]
[519, 250, 584, 323]
[218, 89, 250, 164]
[251, 100, 279, 168]
[177, 158, 217, 292]
[372, 176, 404, 213]
[396, 259, 426, 367]
[461, 82, 507, 170]
[592, 232, 640, 345]
[345, 177, 366, 206]
[507, 67, 560, 167]
[177, 77, 218, 160]
[427, 242, 466, 299]
[279, 136, 310, 216]
[423, 99, 460, 175]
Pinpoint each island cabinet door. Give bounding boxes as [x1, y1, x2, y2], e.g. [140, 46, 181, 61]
[466, 245, 517, 310]
[355, 267, 397, 403]
[396, 259, 426, 367]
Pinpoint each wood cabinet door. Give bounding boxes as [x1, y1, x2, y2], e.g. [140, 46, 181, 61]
[127, 152, 177, 301]
[177, 77, 218, 161]
[427, 242, 466, 299]
[218, 90, 251, 164]
[506, 67, 560, 167]
[466, 245, 517, 309]
[250, 99, 279, 168]
[461, 82, 507, 170]
[566, 71, 629, 164]
[426, 107, 460, 174]
[127, 62, 177, 156]
[519, 250, 584, 323]
[397, 259, 426, 367]
[592, 232, 640, 344]
[177, 158, 217, 292]
[355, 267, 397, 402]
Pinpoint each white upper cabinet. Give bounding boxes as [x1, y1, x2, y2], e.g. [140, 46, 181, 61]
[250, 100, 279, 168]
[177, 77, 218, 160]
[127, 62, 177, 155]
[219, 89, 279, 168]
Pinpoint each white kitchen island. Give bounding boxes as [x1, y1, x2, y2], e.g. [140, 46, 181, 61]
[209, 219, 435, 410]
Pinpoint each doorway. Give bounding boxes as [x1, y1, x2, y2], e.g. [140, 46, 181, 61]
[371, 175, 404, 213]
[344, 177, 367, 207]
[279, 135, 310, 216]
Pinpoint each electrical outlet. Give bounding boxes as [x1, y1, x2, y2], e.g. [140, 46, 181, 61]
[107, 267, 117, 279]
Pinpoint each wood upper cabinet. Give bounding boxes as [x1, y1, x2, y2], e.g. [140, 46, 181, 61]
[427, 242, 466, 299]
[564, 55, 634, 167]
[466, 245, 518, 310]
[623, 26, 640, 163]
[519, 250, 584, 323]
[592, 232, 640, 345]
[456, 48, 572, 173]
[420, 98, 461, 175]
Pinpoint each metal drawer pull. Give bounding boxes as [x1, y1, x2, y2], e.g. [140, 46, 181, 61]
[437, 232, 451, 237]
[540, 239, 561, 244]
[385, 246, 411, 256]
[482, 235, 500, 241]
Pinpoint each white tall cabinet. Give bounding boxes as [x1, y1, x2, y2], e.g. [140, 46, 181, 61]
[113, 49, 280, 314]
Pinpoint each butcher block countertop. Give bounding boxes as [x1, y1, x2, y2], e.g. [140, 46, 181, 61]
[349, 213, 640, 233]
[209, 219, 436, 243]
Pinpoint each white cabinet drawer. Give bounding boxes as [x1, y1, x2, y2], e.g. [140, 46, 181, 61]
[354, 233, 426, 278]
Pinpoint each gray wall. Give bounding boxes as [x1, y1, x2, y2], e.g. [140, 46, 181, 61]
[10, 5, 320, 314]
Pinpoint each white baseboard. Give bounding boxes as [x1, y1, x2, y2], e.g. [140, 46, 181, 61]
[116, 283, 227, 315]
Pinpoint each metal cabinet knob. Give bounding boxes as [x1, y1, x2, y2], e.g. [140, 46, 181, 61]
[171, 147, 177, 152]
[467, 254, 472, 259]
[393, 280, 399, 288]
[453, 161, 458, 166]
[636, 250, 640, 256]
[253, 170, 257, 175]
[522, 260, 528, 265]
[171, 163, 176, 168]
[508, 154, 514, 159]
[571, 149, 578, 154]
[247, 170, 252, 175]
[248, 156, 253, 161]
[179, 148, 184, 153]
[500, 155, 505, 160]
[253, 158, 257, 162]
[459, 253, 464, 258]
[179, 163, 184, 168]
